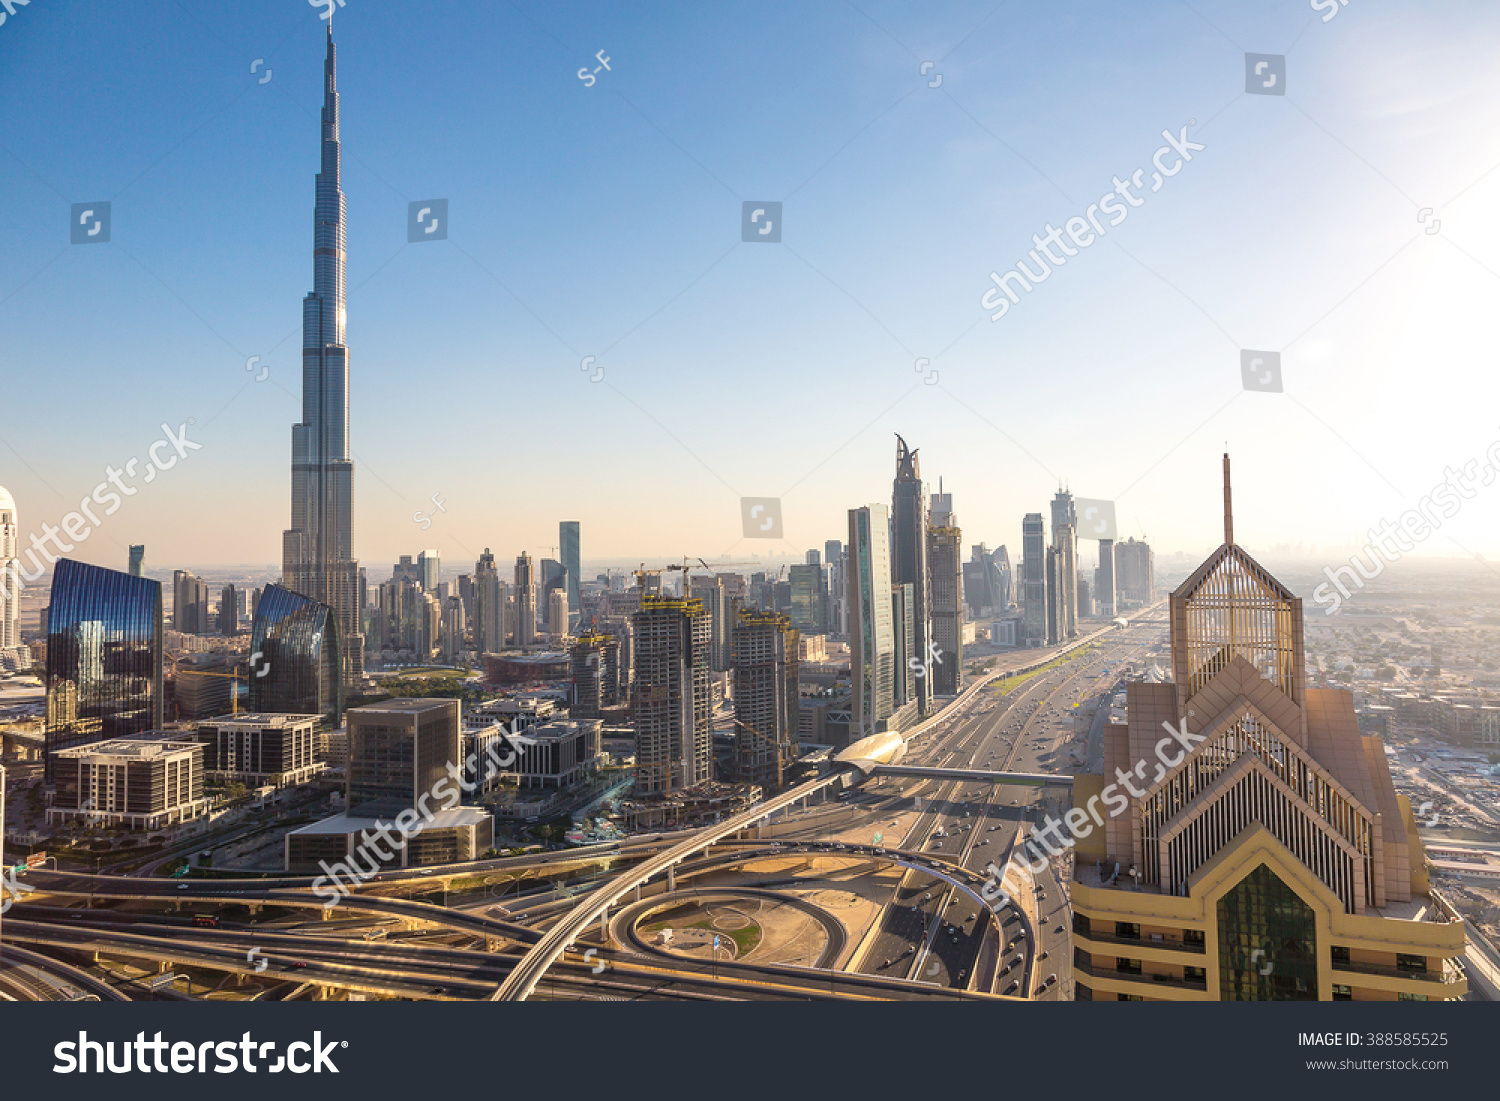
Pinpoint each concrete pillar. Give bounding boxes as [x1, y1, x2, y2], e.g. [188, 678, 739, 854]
[667, 866, 676, 892]
[633, 884, 641, 904]
[319, 906, 331, 921]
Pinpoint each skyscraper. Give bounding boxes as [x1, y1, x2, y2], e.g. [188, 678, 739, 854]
[249, 583, 343, 728]
[848, 504, 895, 737]
[1096, 538, 1116, 617]
[560, 521, 581, 626]
[127, 545, 145, 578]
[474, 549, 504, 653]
[219, 583, 238, 636]
[787, 563, 828, 634]
[282, 28, 363, 685]
[891, 436, 932, 715]
[928, 516, 963, 695]
[570, 630, 618, 719]
[439, 595, 465, 664]
[45, 559, 164, 784]
[417, 549, 440, 592]
[547, 588, 569, 640]
[514, 553, 537, 646]
[1114, 536, 1155, 607]
[689, 574, 731, 671]
[731, 607, 799, 793]
[173, 570, 211, 635]
[992, 545, 1011, 609]
[631, 595, 712, 795]
[1051, 488, 1078, 639]
[0, 486, 17, 650]
[1021, 513, 1047, 646]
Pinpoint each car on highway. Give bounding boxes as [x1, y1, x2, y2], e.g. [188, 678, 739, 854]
[1004, 980, 1020, 995]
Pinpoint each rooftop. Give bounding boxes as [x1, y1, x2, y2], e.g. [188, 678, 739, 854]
[350, 698, 458, 715]
[55, 735, 199, 760]
[198, 712, 320, 727]
[287, 806, 490, 836]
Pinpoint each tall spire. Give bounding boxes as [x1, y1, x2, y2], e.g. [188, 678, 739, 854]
[282, 26, 361, 684]
[1223, 452, 1234, 545]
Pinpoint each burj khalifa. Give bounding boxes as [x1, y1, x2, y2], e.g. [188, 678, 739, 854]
[283, 27, 363, 682]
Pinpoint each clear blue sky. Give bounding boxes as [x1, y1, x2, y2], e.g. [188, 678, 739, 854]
[2, 0, 1498, 576]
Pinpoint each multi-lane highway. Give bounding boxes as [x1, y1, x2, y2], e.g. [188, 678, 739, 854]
[1, 608, 1166, 1002]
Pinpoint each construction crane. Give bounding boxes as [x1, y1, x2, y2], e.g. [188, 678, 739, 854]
[633, 557, 763, 595]
[167, 655, 253, 715]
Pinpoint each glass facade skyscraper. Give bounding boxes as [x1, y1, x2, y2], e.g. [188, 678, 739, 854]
[560, 521, 581, 625]
[891, 435, 931, 715]
[249, 584, 343, 728]
[282, 28, 363, 684]
[45, 558, 164, 784]
[848, 504, 895, 737]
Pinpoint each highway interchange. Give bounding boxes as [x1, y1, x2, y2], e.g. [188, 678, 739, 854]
[0, 610, 1168, 1002]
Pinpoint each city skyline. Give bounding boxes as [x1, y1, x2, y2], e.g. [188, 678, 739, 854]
[2, 3, 1499, 575]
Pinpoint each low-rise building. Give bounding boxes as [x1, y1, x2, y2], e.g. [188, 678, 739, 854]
[49, 734, 209, 830]
[194, 713, 322, 786]
[284, 806, 493, 873]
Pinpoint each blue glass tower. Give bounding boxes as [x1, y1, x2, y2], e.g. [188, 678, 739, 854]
[44, 559, 164, 783]
[249, 584, 343, 728]
[283, 27, 362, 683]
